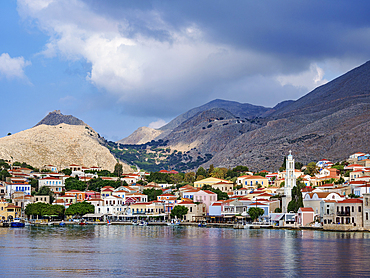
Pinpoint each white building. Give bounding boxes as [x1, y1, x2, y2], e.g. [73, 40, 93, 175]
[39, 177, 65, 193]
[284, 151, 296, 197]
[6, 183, 31, 198]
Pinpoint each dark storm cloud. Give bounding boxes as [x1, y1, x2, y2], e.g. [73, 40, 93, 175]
[84, 0, 370, 62]
[25, 0, 370, 123]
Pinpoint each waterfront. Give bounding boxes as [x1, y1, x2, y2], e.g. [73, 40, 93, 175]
[1, 226, 370, 277]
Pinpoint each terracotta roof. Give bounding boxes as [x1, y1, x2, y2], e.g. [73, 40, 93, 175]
[202, 190, 217, 195]
[178, 201, 194, 205]
[338, 199, 363, 203]
[244, 175, 267, 179]
[249, 202, 267, 206]
[299, 207, 314, 212]
[306, 192, 330, 199]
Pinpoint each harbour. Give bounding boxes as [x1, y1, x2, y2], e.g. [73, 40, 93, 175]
[1, 225, 370, 277]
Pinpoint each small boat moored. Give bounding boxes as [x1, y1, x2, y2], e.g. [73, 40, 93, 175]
[167, 219, 180, 226]
[10, 218, 25, 228]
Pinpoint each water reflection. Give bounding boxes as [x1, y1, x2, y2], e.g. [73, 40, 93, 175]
[1, 226, 370, 277]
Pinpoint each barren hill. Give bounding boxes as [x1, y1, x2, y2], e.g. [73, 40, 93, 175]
[117, 126, 163, 145]
[0, 123, 131, 172]
[35, 110, 86, 126]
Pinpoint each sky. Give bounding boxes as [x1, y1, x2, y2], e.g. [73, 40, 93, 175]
[1, 0, 370, 141]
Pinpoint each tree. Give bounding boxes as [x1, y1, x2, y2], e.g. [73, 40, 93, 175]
[25, 203, 64, 218]
[208, 164, 215, 176]
[29, 178, 39, 191]
[348, 193, 360, 198]
[65, 177, 87, 191]
[170, 205, 188, 219]
[196, 167, 207, 179]
[65, 201, 95, 217]
[147, 172, 171, 183]
[279, 157, 287, 172]
[248, 207, 264, 222]
[305, 162, 318, 176]
[0, 169, 11, 181]
[184, 172, 195, 183]
[169, 173, 184, 184]
[61, 168, 72, 176]
[275, 207, 282, 213]
[113, 163, 123, 177]
[232, 165, 249, 173]
[143, 188, 163, 201]
[211, 167, 228, 179]
[287, 182, 305, 213]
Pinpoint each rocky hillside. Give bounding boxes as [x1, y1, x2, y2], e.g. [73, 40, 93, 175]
[0, 118, 132, 173]
[35, 110, 86, 126]
[117, 126, 163, 145]
[114, 60, 370, 172]
[204, 61, 370, 170]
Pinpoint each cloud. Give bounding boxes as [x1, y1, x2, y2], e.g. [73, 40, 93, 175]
[16, 0, 370, 119]
[148, 119, 167, 129]
[0, 53, 31, 79]
[276, 63, 328, 92]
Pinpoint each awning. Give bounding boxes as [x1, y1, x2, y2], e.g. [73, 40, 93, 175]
[223, 215, 235, 218]
[82, 213, 103, 218]
[236, 216, 245, 219]
[270, 213, 284, 221]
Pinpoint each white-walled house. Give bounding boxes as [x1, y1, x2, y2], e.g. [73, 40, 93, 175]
[96, 196, 126, 215]
[39, 177, 65, 193]
[6, 183, 31, 198]
[303, 192, 345, 215]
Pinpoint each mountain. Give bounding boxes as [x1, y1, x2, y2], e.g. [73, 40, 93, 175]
[35, 110, 86, 126]
[117, 99, 272, 145]
[159, 99, 270, 131]
[0, 112, 132, 172]
[117, 126, 163, 145]
[204, 61, 370, 170]
[114, 60, 370, 172]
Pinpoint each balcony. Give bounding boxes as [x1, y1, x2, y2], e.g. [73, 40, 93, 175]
[337, 211, 350, 216]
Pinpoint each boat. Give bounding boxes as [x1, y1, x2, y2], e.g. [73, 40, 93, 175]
[198, 221, 207, 227]
[132, 222, 138, 226]
[138, 221, 147, 226]
[59, 221, 66, 226]
[167, 219, 180, 226]
[10, 218, 25, 228]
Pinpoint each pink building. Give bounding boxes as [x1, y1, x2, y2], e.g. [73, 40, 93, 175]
[85, 190, 101, 200]
[297, 207, 315, 226]
[193, 190, 218, 214]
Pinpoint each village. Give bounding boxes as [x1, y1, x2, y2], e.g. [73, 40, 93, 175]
[1, 151, 370, 231]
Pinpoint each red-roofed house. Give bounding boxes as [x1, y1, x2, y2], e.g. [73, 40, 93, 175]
[297, 207, 314, 226]
[193, 190, 218, 214]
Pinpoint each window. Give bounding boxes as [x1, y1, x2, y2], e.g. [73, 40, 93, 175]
[366, 198, 369, 206]
[352, 206, 354, 212]
[359, 206, 362, 213]
[366, 212, 369, 221]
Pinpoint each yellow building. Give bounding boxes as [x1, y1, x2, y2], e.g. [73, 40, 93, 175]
[0, 201, 22, 221]
[194, 177, 233, 189]
[242, 175, 269, 188]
